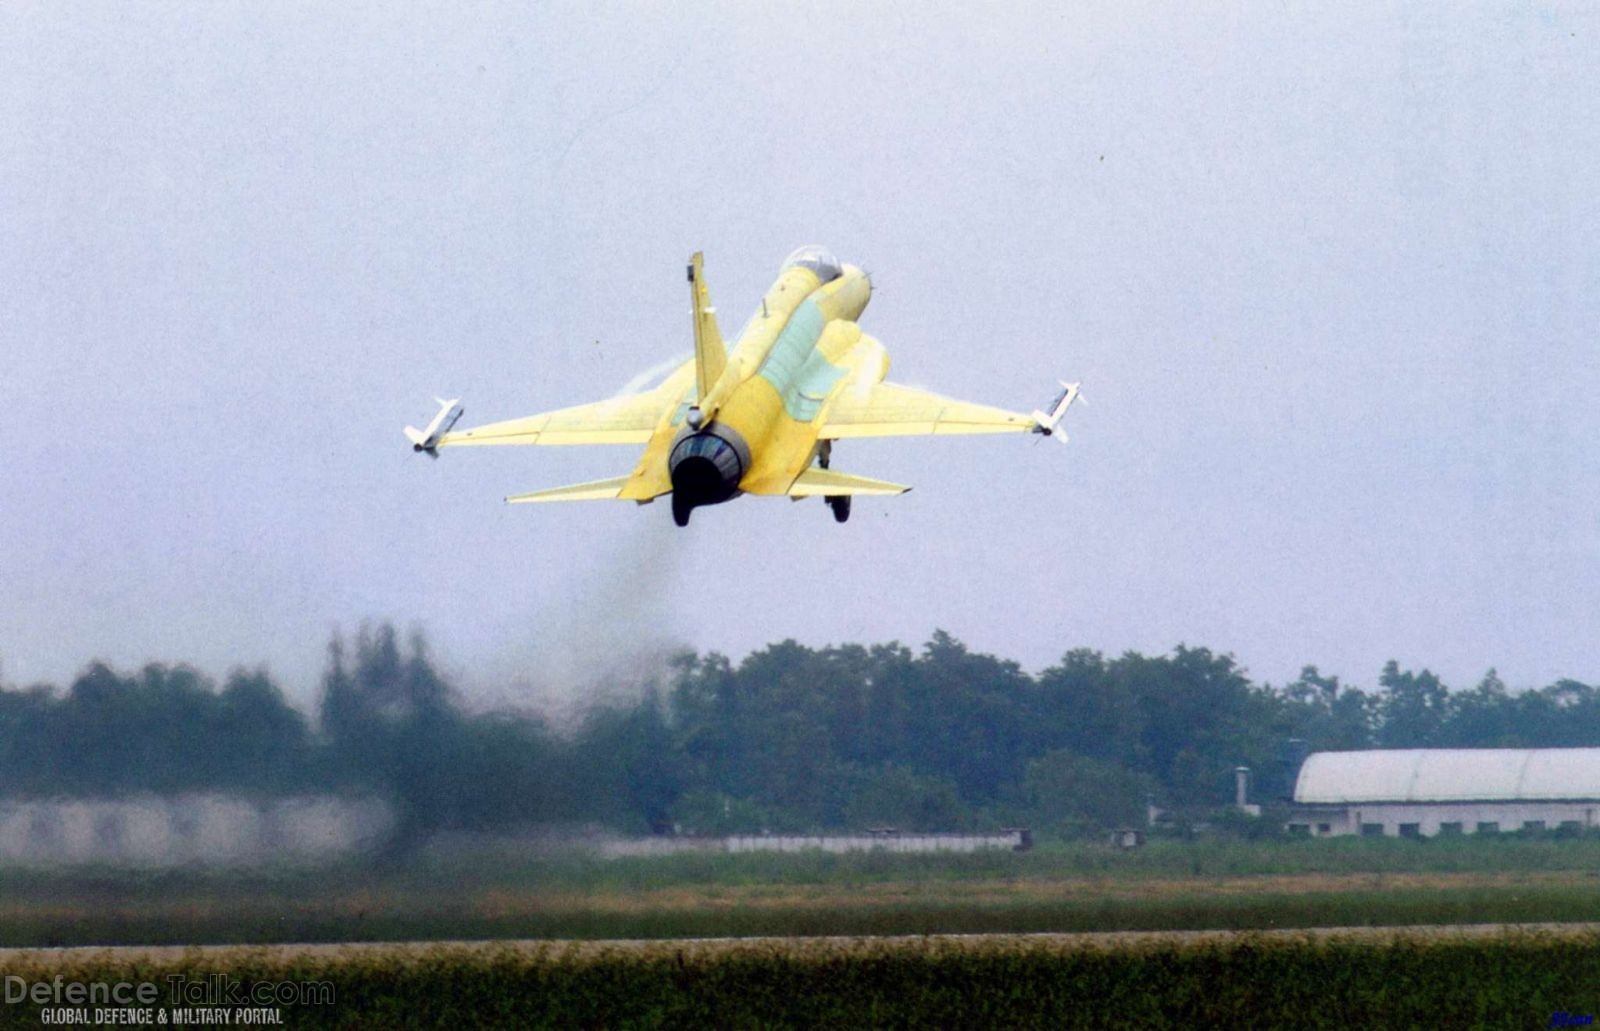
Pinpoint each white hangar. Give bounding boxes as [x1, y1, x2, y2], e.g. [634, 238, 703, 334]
[1285, 749, 1600, 838]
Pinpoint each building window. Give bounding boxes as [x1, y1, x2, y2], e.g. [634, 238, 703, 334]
[1398, 823, 1421, 838]
[1288, 823, 1310, 836]
[1316, 823, 1332, 835]
[1360, 823, 1385, 837]
[1477, 822, 1500, 834]
[1439, 822, 1463, 835]
[1523, 820, 1546, 833]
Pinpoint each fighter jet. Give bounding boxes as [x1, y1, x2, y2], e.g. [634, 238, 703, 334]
[405, 246, 1079, 526]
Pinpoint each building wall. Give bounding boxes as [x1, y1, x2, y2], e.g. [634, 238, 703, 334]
[1286, 801, 1600, 838]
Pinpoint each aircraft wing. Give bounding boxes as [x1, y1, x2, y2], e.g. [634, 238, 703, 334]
[819, 381, 1039, 439]
[426, 363, 692, 449]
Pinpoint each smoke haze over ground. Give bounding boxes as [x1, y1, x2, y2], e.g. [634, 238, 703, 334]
[474, 518, 691, 726]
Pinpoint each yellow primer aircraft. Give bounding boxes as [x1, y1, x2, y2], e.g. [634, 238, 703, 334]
[405, 247, 1079, 526]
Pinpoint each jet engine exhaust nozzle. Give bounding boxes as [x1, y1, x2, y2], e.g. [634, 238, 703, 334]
[668, 426, 750, 524]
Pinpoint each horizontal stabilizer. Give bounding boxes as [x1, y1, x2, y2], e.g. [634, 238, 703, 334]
[787, 468, 911, 497]
[506, 476, 631, 504]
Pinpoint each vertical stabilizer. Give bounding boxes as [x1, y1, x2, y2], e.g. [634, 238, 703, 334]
[688, 252, 726, 405]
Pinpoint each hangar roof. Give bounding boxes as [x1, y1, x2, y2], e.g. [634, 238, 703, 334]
[1293, 749, 1600, 804]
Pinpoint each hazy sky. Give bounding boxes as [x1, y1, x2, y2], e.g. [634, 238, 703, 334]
[4, 3, 1597, 706]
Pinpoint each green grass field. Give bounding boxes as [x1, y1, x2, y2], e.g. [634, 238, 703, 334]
[2, 927, 1597, 1028]
[6, 839, 1600, 1025]
[5, 836, 1600, 946]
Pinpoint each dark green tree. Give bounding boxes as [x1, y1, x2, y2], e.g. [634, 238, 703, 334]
[1375, 660, 1450, 747]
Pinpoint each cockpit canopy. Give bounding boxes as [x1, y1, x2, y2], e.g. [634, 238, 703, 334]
[781, 245, 843, 284]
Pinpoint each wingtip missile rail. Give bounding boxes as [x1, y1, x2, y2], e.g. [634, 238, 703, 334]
[1031, 381, 1081, 444]
[404, 397, 464, 457]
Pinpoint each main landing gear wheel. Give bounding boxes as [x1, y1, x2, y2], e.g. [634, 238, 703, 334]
[827, 495, 851, 523]
[672, 494, 691, 527]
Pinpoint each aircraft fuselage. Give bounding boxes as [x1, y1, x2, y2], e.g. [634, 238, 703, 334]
[666, 250, 882, 518]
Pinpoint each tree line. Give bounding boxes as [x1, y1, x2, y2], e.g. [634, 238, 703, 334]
[0, 625, 1596, 842]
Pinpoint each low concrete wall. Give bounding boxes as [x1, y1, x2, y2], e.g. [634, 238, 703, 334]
[0, 795, 393, 866]
[727, 832, 1028, 854]
[597, 831, 1029, 858]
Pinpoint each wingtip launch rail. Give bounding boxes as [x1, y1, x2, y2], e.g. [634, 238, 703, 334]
[403, 398, 464, 457]
[1031, 381, 1082, 444]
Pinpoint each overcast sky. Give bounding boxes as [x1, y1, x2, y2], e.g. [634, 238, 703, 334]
[3, 3, 1597, 706]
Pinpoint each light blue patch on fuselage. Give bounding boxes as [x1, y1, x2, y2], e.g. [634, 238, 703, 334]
[755, 299, 845, 422]
[757, 300, 825, 392]
[784, 350, 847, 422]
